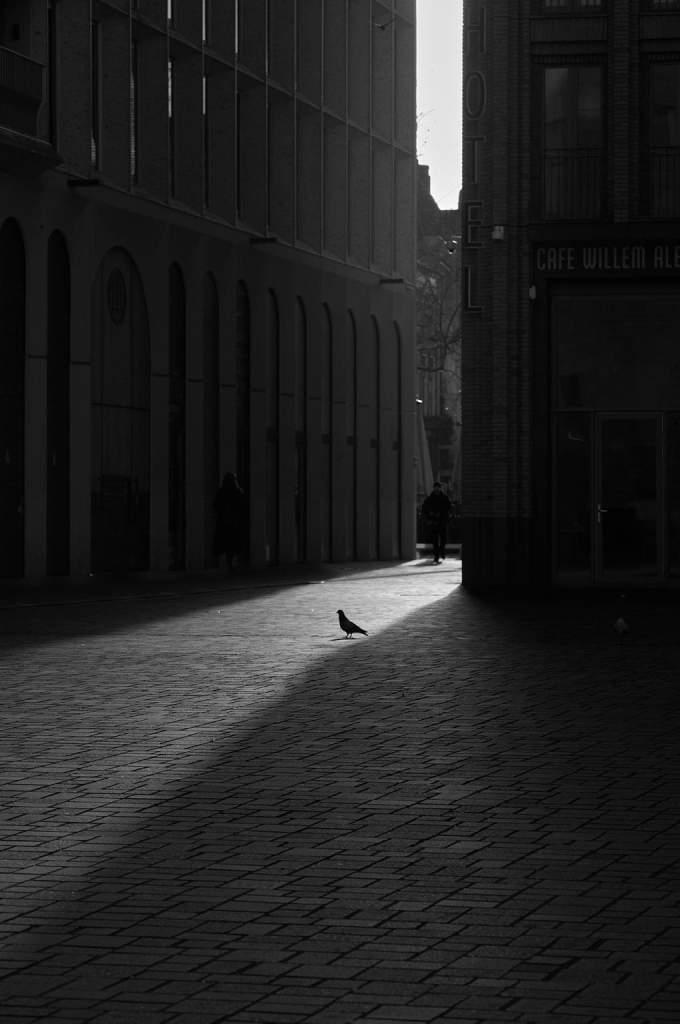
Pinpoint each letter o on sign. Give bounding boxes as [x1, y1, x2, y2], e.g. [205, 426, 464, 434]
[464, 71, 486, 120]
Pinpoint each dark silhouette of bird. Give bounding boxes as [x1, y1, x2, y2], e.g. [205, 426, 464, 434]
[614, 617, 629, 643]
[337, 609, 368, 639]
[371, 16, 395, 30]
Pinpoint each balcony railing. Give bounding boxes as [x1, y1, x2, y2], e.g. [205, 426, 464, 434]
[0, 45, 44, 137]
[651, 147, 680, 218]
[543, 148, 602, 219]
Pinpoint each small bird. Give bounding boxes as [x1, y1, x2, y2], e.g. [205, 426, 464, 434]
[614, 617, 629, 643]
[371, 16, 395, 30]
[337, 609, 368, 639]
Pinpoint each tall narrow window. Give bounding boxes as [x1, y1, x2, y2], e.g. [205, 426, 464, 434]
[167, 0, 174, 26]
[651, 63, 680, 217]
[203, 74, 210, 206]
[168, 57, 175, 196]
[91, 20, 100, 166]
[235, 0, 240, 56]
[543, 66, 603, 219]
[48, 0, 57, 145]
[202, 0, 209, 44]
[130, 40, 139, 184]
[266, 100, 272, 227]
[235, 87, 241, 217]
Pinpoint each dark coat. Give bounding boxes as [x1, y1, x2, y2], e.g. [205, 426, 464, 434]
[212, 475, 247, 556]
[422, 489, 452, 528]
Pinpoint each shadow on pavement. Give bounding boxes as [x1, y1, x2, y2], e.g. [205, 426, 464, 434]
[2, 584, 680, 1021]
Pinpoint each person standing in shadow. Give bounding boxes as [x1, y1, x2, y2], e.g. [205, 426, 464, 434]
[213, 472, 247, 571]
[421, 481, 452, 564]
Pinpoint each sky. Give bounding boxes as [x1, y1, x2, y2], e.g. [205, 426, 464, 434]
[416, 0, 463, 210]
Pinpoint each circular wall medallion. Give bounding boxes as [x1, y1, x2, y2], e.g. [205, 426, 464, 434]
[107, 268, 127, 325]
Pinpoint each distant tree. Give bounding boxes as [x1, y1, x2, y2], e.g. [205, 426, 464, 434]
[416, 236, 461, 388]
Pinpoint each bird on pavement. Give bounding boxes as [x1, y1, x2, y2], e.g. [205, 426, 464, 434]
[614, 617, 629, 643]
[337, 609, 368, 639]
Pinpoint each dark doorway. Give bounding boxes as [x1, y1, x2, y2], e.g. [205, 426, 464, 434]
[91, 249, 150, 573]
[0, 218, 25, 578]
[46, 230, 71, 576]
[168, 263, 186, 570]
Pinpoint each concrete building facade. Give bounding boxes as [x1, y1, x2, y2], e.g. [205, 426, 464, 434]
[462, 0, 680, 588]
[0, 0, 416, 580]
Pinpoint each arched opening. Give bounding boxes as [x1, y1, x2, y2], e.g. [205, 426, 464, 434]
[236, 281, 251, 562]
[0, 218, 25, 578]
[391, 321, 403, 558]
[267, 289, 280, 564]
[346, 310, 357, 561]
[168, 262, 186, 570]
[47, 230, 71, 576]
[321, 303, 332, 561]
[203, 272, 220, 567]
[295, 296, 307, 562]
[91, 248, 150, 572]
[369, 316, 380, 559]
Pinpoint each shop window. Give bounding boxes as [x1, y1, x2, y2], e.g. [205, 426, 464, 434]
[650, 64, 680, 218]
[543, 65, 603, 219]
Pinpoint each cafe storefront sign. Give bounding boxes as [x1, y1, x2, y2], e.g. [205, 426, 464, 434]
[535, 242, 680, 274]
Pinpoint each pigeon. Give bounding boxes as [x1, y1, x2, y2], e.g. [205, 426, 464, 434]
[614, 617, 629, 643]
[337, 609, 368, 639]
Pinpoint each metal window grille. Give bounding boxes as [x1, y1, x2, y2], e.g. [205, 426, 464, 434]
[543, 149, 602, 219]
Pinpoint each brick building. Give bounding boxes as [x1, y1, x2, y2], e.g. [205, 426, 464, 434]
[0, 0, 416, 580]
[462, 0, 680, 588]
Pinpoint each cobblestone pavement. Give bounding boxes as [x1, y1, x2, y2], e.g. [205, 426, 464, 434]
[1, 558, 679, 1024]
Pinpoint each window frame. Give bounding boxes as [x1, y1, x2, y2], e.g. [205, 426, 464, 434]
[536, 0, 605, 12]
[539, 60, 606, 221]
[643, 57, 680, 218]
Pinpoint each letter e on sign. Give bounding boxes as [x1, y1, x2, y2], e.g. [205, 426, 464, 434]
[465, 201, 483, 247]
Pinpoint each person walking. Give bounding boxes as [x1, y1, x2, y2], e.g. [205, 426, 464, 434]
[212, 472, 247, 571]
[421, 481, 452, 564]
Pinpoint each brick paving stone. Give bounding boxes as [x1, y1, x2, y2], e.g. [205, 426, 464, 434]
[2, 560, 680, 1021]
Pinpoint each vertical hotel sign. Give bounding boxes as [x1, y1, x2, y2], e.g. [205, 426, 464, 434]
[462, 1, 486, 313]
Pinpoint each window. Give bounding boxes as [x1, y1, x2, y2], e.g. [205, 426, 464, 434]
[91, 20, 100, 166]
[543, 0, 602, 8]
[47, 0, 57, 145]
[168, 57, 175, 195]
[202, 0, 209, 44]
[650, 64, 680, 216]
[543, 65, 603, 218]
[203, 73, 210, 206]
[131, 40, 139, 184]
[235, 88, 241, 216]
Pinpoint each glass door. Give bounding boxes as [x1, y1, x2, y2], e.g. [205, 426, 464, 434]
[596, 414, 662, 581]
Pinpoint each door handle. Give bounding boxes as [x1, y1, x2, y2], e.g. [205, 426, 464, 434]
[597, 503, 608, 523]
